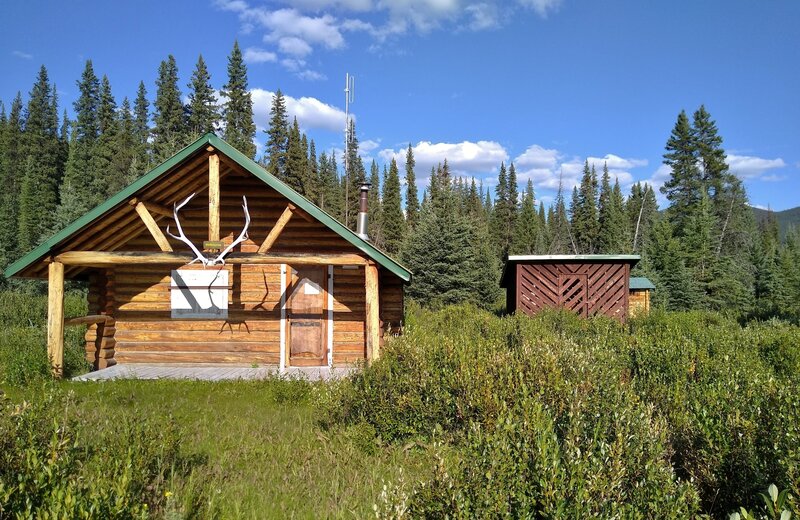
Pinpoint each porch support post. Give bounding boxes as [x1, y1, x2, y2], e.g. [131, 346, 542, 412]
[208, 152, 220, 242]
[365, 261, 380, 362]
[47, 261, 65, 378]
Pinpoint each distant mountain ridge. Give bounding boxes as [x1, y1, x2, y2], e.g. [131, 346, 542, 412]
[751, 205, 800, 238]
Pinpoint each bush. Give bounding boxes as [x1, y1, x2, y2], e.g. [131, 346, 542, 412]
[0, 387, 208, 518]
[322, 305, 800, 517]
[0, 291, 90, 384]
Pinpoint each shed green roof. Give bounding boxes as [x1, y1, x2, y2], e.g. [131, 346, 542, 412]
[629, 277, 656, 290]
[4, 133, 412, 282]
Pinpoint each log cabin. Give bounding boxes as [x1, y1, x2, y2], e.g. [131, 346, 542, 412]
[501, 255, 646, 321]
[4, 133, 411, 377]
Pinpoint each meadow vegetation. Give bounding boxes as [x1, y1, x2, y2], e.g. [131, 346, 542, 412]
[1, 292, 799, 518]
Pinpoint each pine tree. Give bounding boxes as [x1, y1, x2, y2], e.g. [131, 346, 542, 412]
[405, 144, 419, 229]
[683, 191, 717, 296]
[511, 179, 538, 254]
[306, 139, 319, 204]
[646, 219, 699, 310]
[662, 110, 701, 237]
[265, 89, 288, 178]
[571, 160, 599, 253]
[152, 55, 187, 162]
[114, 97, 137, 187]
[187, 54, 219, 137]
[221, 42, 256, 158]
[343, 119, 365, 230]
[535, 201, 548, 253]
[382, 158, 405, 254]
[0, 94, 24, 263]
[404, 172, 497, 308]
[367, 161, 383, 245]
[491, 162, 513, 256]
[549, 180, 573, 254]
[18, 66, 61, 251]
[284, 117, 305, 192]
[318, 150, 342, 219]
[91, 75, 121, 198]
[131, 81, 151, 174]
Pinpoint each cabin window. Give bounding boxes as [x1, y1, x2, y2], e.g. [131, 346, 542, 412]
[170, 269, 229, 319]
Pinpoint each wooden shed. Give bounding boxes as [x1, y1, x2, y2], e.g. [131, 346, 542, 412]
[628, 277, 655, 315]
[500, 255, 641, 321]
[5, 133, 411, 376]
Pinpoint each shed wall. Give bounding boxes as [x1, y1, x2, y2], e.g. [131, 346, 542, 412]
[513, 261, 631, 320]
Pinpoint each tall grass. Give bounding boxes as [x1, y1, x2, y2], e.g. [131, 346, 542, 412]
[0, 291, 90, 385]
[322, 305, 800, 518]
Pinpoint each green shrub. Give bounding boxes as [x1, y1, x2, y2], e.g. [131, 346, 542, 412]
[323, 305, 800, 517]
[0, 388, 201, 518]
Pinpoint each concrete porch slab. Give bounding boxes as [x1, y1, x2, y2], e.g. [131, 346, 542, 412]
[72, 363, 355, 382]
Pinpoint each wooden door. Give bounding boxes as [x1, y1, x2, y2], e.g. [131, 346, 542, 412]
[287, 266, 327, 366]
[558, 274, 588, 317]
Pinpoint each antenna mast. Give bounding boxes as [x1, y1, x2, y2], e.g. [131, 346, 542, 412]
[343, 73, 355, 226]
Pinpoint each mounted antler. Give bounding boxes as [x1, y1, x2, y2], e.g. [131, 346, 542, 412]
[166, 193, 209, 266]
[209, 196, 250, 265]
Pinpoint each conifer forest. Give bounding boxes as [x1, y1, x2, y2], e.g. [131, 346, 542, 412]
[1, 42, 797, 321]
[1, 39, 800, 519]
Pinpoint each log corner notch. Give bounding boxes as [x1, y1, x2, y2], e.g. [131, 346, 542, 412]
[365, 261, 380, 363]
[47, 261, 65, 378]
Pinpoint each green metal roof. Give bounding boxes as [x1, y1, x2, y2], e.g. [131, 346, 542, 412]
[4, 133, 412, 282]
[629, 277, 656, 290]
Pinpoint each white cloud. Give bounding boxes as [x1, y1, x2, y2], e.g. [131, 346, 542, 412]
[278, 36, 314, 56]
[296, 69, 328, 81]
[379, 140, 509, 175]
[515, 144, 560, 170]
[216, 0, 564, 69]
[251, 88, 348, 133]
[243, 47, 277, 63]
[517, 0, 562, 18]
[11, 50, 33, 60]
[726, 154, 786, 180]
[586, 153, 647, 171]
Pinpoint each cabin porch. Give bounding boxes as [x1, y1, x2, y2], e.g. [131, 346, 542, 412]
[73, 362, 355, 381]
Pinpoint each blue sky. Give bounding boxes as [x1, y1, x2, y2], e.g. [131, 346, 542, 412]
[2, 1, 798, 210]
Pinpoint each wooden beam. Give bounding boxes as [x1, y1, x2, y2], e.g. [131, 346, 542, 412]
[128, 198, 173, 218]
[47, 261, 65, 378]
[65, 315, 109, 327]
[54, 251, 368, 267]
[365, 262, 380, 363]
[134, 202, 173, 252]
[209, 153, 220, 242]
[258, 204, 296, 253]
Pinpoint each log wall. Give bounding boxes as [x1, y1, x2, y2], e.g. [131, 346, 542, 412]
[93, 172, 404, 366]
[629, 289, 650, 315]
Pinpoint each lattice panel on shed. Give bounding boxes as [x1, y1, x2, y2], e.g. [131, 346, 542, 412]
[516, 262, 629, 320]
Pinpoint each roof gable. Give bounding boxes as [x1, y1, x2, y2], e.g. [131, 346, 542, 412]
[5, 133, 411, 282]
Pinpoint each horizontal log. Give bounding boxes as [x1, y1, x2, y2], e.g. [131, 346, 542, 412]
[65, 315, 110, 326]
[55, 251, 368, 266]
[114, 310, 282, 321]
[116, 340, 279, 352]
[115, 330, 280, 343]
[115, 320, 282, 332]
[114, 351, 279, 364]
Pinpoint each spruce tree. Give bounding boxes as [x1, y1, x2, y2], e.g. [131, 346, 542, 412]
[284, 117, 305, 192]
[511, 179, 538, 254]
[306, 139, 319, 204]
[221, 42, 256, 158]
[152, 55, 187, 162]
[91, 75, 121, 198]
[0, 94, 24, 262]
[662, 110, 701, 237]
[131, 80, 151, 174]
[115, 97, 137, 187]
[491, 162, 512, 255]
[367, 161, 383, 244]
[646, 219, 699, 310]
[342, 119, 365, 230]
[571, 160, 599, 253]
[597, 164, 628, 253]
[187, 54, 219, 137]
[549, 181, 573, 254]
[18, 66, 61, 250]
[265, 89, 288, 178]
[382, 158, 405, 254]
[404, 144, 419, 229]
[535, 201, 548, 254]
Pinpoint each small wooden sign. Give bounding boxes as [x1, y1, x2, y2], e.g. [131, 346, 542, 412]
[203, 240, 224, 251]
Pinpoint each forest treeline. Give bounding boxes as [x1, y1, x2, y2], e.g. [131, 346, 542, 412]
[0, 43, 797, 319]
